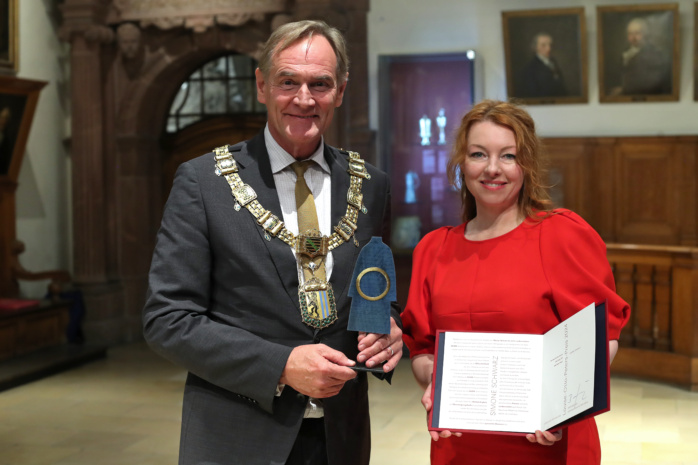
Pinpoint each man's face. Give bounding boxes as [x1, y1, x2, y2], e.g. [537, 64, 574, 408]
[255, 36, 347, 159]
[536, 35, 552, 58]
[627, 22, 645, 48]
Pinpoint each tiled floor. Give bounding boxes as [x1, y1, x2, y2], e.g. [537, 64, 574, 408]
[0, 342, 696, 464]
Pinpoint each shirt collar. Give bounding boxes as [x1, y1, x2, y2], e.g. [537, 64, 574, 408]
[264, 125, 330, 175]
[537, 54, 553, 67]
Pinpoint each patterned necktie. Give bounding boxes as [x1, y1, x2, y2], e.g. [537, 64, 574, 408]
[291, 161, 326, 282]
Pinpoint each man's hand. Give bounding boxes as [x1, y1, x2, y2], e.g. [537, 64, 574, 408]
[356, 317, 403, 372]
[280, 344, 357, 398]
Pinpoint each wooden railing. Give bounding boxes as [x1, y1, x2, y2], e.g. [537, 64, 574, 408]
[607, 244, 698, 391]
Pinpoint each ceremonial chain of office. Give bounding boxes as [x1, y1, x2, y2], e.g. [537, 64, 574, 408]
[212, 144, 371, 328]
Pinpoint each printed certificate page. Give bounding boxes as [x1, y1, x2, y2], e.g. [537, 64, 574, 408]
[431, 303, 598, 434]
[540, 303, 596, 431]
[435, 331, 544, 433]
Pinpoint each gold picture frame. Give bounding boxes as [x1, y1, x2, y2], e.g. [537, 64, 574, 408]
[598, 3, 679, 103]
[502, 7, 588, 105]
[0, 0, 18, 73]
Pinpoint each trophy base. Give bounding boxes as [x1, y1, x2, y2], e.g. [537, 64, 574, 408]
[350, 361, 387, 374]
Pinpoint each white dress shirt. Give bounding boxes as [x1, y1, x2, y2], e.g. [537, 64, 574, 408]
[264, 125, 332, 418]
[265, 125, 334, 282]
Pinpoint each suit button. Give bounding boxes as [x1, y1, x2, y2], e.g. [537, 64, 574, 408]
[313, 336, 321, 343]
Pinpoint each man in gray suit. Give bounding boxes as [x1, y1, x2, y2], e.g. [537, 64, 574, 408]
[143, 20, 403, 465]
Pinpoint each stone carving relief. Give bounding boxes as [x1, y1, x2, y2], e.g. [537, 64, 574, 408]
[116, 23, 146, 79]
[114, 22, 168, 81]
[117, 23, 142, 59]
[59, 23, 114, 44]
[110, 0, 286, 32]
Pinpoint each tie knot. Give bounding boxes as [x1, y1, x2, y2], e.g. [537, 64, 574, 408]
[291, 161, 313, 178]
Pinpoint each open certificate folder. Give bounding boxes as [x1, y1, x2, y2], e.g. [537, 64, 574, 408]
[429, 302, 610, 435]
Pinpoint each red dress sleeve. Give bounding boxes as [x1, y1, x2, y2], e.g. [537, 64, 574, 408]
[401, 227, 451, 358]
[540, 210, 631, 340]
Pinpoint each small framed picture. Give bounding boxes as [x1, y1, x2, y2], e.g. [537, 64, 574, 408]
[0, 0, 18, 73]
[502, 8, 588, 105]
[598, 3, 679, 103]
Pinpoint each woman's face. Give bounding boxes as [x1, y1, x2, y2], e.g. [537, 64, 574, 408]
[462, 120, 523, 216]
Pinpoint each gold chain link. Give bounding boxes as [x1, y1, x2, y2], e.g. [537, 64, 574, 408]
[213, 145, 369, 250]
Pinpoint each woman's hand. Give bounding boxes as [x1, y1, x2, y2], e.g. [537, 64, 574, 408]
[526, 429, 563, 446]
[421, 382, 462, 442]
[356, 317, 403, 372]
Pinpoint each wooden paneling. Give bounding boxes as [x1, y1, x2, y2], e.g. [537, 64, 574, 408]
[543, 135, 698, 246]
[546, 138, 589, 216]
[616, 141, 680, 244]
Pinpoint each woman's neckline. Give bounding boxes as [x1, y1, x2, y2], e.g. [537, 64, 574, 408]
[462, 217, 528, 242]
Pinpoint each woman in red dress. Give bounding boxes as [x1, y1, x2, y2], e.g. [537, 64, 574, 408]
[401, 100, 630, 465]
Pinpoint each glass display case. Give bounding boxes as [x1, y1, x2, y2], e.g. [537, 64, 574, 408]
[379, 52, 476, 254]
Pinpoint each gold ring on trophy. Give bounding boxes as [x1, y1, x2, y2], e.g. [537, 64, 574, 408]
[356, 267, 390, 302]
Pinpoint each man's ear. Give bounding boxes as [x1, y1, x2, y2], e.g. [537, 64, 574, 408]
[255, 68, 267, 105]
[335, 73, 349, 107]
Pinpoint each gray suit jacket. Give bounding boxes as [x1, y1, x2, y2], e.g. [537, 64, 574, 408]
[143, 131, 399, 465]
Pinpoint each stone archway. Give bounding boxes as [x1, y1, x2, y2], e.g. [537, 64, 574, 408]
[160, 114, 269, 198]
[59, 0, 374, 344]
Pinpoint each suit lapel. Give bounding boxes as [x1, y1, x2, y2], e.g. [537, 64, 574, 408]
[236, 132, 300, 308]
[325, 146, 360, 301]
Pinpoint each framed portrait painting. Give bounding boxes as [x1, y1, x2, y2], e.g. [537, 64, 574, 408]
[0, 0, 17, 73]
[0, 76, 46, 182]
[598, 3, 679, 103]
[502, 8, 588, 105]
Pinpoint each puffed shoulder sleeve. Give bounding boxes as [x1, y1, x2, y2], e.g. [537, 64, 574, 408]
[401, 227, 450, 358]
[540, 211, 631, 340]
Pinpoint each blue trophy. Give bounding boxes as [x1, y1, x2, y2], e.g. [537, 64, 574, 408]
[348, 237, 396, 336]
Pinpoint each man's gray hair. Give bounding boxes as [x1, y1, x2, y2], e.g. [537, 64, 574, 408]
[257, 20, 349, 84]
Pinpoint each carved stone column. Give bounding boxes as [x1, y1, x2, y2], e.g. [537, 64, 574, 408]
[292, 0, 375, 164]
[343, 1, 375, 165]
[60, 1, 125, 344]
[70, 33, 108, 284]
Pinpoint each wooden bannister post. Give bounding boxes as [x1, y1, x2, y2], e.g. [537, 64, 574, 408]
[634, 264, 654, 348]
[672, 254, 698, 358]
[608, 244, 698, 390]
[613, 262, 635, 346]
[654, 265, 672, 351]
